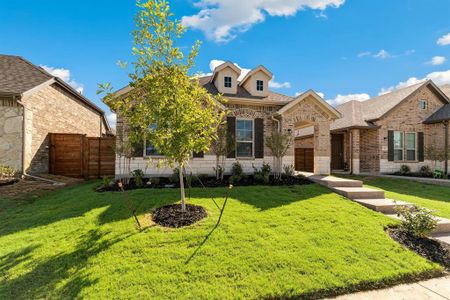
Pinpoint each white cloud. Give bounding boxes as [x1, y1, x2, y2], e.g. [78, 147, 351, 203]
[357, 51, 371, 58]
[182, 0, 345, 43]
[208, 59, 252, 81]
[107, 113, 117, 128]
[269, 76, 291, 89]
[40, 65, 84, 93]
[374, 49, 390, 59]
[428, 56, 446, 66]
[378, 69, 450, 95]
[326, 93, 370, 106]
[437, 33, 450, 46]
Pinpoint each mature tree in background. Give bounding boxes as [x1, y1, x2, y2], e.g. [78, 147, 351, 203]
[265, 130, 293, 180]
[100, 0, 225, 212]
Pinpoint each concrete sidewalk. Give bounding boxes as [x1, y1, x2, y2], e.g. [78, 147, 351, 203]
[328, 276, 450, 299]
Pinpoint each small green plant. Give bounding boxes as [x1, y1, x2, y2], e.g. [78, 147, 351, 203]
[419, 165, 433, 177]
[101, 176, 112, 188]
[229, 162, 244, 185]
[282, 164, 295, 177]
[131, 169, 145, 187]
[0, 164, 17, 179]
[150, 177, 160, 186]
[399, 165, 411, 175]
[252, 163, 271, 185]
[396, 206, 437, 237]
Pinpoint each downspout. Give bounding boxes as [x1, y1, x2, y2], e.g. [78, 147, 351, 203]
[445, 121, 449, 176]
[349, 129, 353, 174]
[16, 97, 27, 176]
[271, 115, 281, 132]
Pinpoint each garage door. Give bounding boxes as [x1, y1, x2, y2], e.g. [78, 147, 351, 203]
[295, 148, 314, 172]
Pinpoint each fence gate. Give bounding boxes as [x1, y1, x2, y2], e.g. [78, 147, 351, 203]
[49, 133, 115, 179]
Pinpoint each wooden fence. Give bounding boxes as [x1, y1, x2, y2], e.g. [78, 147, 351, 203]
[49, 133, 115, 179]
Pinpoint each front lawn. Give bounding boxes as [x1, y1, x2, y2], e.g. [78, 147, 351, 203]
[341, 175, 450, 219]
[0, 182, 442, 299]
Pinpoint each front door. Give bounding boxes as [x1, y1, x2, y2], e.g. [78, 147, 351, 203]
[331, 134, 344, 170]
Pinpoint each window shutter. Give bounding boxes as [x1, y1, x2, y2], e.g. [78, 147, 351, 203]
[193, 151, 204, 158]
[254, 118, 264, 158]
[418, 132, 424, 162]
[227, 116, 236, 158]
[387, 130, 394, 162]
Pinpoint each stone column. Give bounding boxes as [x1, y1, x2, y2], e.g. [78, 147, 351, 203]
[351, 129, 360, 174]
[314, 121, 331, 175]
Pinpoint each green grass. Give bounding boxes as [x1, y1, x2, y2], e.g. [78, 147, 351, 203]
[0, 182, 442, 299]
[341, 175, 450, 219]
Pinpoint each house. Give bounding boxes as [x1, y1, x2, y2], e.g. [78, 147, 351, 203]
[111, 61, 341, 177]
[0, 54, 111, 174]
[295, 80, 450, 174]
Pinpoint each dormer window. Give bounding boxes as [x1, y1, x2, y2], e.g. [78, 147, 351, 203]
[224, 76, 232, 88]
[256, 80, 264, 91]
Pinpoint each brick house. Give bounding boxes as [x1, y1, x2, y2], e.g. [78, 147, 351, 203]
[0, 55, 111, 174]
[296, 80, 450, 174]
[111, 61, 341, 177]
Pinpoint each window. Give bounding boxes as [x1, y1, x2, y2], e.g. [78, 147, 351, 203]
[419, 100, 427, 110]
[224, 76, 232, 88]
[236, 119, 253, 157]
[393, 131, 404, 161]
[145, 124, 162, 156]
[406, 132, 416, 161]
[256, 80, 264, 91]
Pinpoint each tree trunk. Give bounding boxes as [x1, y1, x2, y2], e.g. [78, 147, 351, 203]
[216, 155, 220, 180]
[179, 163, 186, 212]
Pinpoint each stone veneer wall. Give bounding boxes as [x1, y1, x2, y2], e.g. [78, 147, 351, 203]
[0, 99, 23, 171]
[376, 84, 449, 173]
[21, 83, 105, 174]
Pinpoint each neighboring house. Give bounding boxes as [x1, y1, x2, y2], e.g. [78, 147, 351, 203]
[110, 61, 341, 177]
[296, 80, 450, 174]
[0, 54, 111, 174]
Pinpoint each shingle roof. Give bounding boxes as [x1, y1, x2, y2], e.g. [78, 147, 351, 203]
[0, 55, 52, 94]
[198, 75, 293, 102]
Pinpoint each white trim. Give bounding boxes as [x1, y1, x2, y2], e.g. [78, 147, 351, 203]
[238, 65, 273, 86]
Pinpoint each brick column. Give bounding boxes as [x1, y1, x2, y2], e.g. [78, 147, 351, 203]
[313, 121, 331, 175]
[351, 129, 360, 174]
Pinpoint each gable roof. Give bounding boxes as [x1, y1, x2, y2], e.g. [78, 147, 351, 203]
[424, 84, 450, 124]
[209, 61, 241, 83]
[199, 75, 293, 103]
[238, 65, 273, 86]
[0, 54, 111, 132]
[328, 80, 450, 131]
[275, 90, 341, 119]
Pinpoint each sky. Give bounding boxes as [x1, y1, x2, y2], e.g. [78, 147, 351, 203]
[1, 0, 450, 127]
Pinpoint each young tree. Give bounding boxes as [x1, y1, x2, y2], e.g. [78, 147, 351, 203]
[210, 123, 234, 181]
[100, 0, 225, 212]
[265, 130, 293, 180]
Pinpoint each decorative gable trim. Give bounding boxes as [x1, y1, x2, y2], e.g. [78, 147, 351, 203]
[238, 65, 273, 86]
[209, 61, 241, 83]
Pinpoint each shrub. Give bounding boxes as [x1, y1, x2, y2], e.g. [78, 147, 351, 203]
[150, 177, 160, 186]
[101, 176, 112, 188]
[419, 165, 433, 178]
[0, 164, 17, 179]
[282, 164, 295, 177]
[396, 206, 438, 237]
[252, 163, 271, 185]
[399, 165, 411, 175]
[170, 167, 180, 184]
[231, 162, 244, 177]
[131, 169, 145, 187]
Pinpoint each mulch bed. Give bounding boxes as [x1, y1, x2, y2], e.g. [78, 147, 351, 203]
[0, 178, 19, 187]
[387, 227, 450, 271]
[152, 204, 207, 228]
